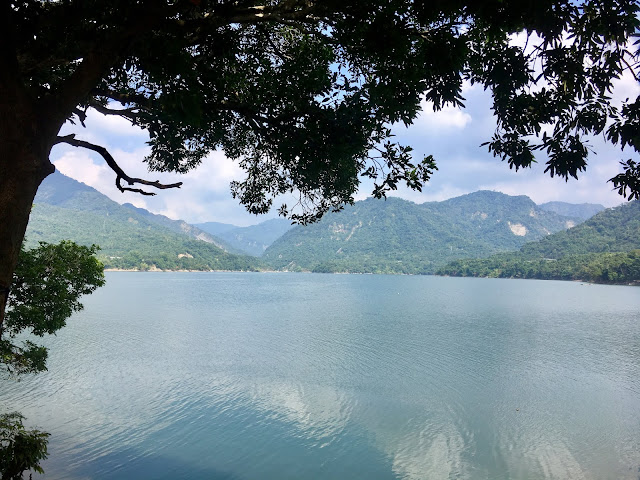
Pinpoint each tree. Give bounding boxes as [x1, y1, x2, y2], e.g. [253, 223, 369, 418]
[1, 0, 639, 325]
[0, 412, 49, 480]
[0, 240, 104, 479]
[2, 241, 105, 375]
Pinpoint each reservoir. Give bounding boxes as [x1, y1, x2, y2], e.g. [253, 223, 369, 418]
[2, 272, 639, 479]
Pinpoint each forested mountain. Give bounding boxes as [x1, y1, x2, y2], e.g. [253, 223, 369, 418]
[196, 218, 294, 256]
[26, 172, 260, 271]
[438, 201, 640, 284]
[28, 173, 608, 276]
[538, 201, 605, 220]
[518, 201, 640, 257]
[262, 191, 581, 274]
[121, 203, 241, 253]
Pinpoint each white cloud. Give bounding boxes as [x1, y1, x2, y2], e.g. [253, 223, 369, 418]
[51, 143, 265, 225]
[54, 149, 110, 186]
[85, 108, 148, 137]
[475, 163, 625, 208]
[611, 70, 640, 104]
[181, 150, 246, 191]
[413, 101, 472, 131]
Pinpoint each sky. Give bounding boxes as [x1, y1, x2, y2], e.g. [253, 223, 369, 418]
[50, 72, 639, 227]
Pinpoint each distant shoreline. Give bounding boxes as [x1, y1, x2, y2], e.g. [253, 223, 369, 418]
[102, 268, 638, 285]
[103, 268, 275, 273]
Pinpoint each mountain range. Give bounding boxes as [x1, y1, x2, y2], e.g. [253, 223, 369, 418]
[27, 171, 611, 275]
[195, 219, 294, 257]
[28, 172, 259, 271]
[261, 191, 593, 274]
[538, 201, 605, 220]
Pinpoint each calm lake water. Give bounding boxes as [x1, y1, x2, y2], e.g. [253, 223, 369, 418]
[1, 272, 640, 479]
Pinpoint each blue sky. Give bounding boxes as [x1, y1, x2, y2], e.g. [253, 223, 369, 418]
[50, 73, 639, 227]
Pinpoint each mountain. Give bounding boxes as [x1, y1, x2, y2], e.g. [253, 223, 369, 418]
[197, 218, 294, 256]
[193, 221, 238, 236]
[121, 203, 240, 253]
[518, 200, 640, 258]
[438, 201, 640, 283]
[538, 201, 605, 220]
[27, 171, 260, 271]
[262, 191, 581, 274]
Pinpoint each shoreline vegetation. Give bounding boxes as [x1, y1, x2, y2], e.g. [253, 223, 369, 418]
[436, 251, 640, 286]
[103, 268, 267, 273]
[102, 265, 640, 286]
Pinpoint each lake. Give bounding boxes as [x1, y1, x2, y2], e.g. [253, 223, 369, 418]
[2, 272, 640, 479]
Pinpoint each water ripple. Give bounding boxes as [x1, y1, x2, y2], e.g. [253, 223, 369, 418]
[1, 273, 639, 479]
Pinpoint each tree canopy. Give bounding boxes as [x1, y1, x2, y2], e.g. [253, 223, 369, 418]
[9, 1, 640, 220]
[1, 3, 639, 474]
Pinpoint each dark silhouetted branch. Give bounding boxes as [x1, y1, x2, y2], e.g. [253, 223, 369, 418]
[55, 134, 182, 195]
[72, 107, 87, 127]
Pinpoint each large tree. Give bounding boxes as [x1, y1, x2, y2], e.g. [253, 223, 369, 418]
[1, 0, 639, 325]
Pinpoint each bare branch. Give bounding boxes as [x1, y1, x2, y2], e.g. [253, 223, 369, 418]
[54, 134, 182, 196]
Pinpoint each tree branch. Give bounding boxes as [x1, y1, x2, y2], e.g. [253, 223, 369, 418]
[88, 102, 141, 121]
[206, 3, 321, 25]
[175, 1, 325, 46]
[92, 89, 157, 110]
[54, 134, 182, 196]
[72, 107, 87, 127]
[17, 54, 76, 74]
[90, 88, 305, 128]
[45, 4, 173, 126]
[620, 55, 640, 83]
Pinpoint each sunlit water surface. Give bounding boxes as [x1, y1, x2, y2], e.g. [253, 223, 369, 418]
[2, 272, 640, 479]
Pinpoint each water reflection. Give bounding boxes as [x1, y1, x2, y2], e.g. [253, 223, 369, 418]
[1, 273, 639, 479]
[249, 381, 354, 447]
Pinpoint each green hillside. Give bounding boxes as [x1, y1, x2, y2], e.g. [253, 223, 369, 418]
[262, 192, 580, 274]
[121, 203, 241, 253]
[438, 201, 640, 284]
[27, 171, 260, 271]
[518, 201, 640, 258]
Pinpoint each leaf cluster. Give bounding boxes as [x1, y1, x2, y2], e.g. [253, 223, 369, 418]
[2, 241, 105, 375]
[0, 412, 49, 480]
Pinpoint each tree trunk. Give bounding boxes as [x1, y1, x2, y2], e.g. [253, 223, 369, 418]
[0, 111, 55, 332]
[0, 5, 57, 332]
